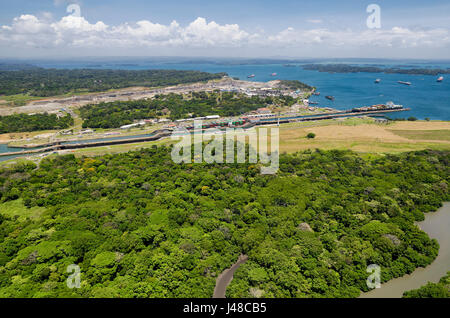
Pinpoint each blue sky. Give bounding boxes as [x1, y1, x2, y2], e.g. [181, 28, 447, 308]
[0, 0, 449, 58]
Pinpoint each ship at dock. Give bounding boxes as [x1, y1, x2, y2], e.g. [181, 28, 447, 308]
[397, 81, 411, 86]
[352, 102, 403, 113]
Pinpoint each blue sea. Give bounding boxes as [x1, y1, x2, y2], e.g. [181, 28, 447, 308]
[7, 58, 450, 120]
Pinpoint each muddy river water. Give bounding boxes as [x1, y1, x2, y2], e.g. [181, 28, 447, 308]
[361, 202, 450, 298]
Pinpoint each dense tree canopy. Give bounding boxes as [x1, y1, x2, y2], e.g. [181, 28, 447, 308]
[0, 146, 448, 298]
[80, 91, 297, 128]
[0, 113, 73, 134]
[0, 69, 226, 97]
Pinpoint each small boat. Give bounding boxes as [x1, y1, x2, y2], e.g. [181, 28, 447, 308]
[437, 76, 444, 82]
[398, 81, 411, 86]
[313, 92, 320, 96]
[271, 73, 277, 76]
[375, 79, 381, 83]
[308, 101, 319, 105]
[325, 96, 335, 101]
[247, 74, 255, 78]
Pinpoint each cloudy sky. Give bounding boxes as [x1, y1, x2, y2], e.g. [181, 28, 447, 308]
[0, 0, 449, 59]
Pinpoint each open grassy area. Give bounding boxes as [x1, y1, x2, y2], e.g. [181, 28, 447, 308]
[388, 129, 450, 141]
[275, 120, 450, 153]
[0, 88, 119, 107]
[0, 94, 48, 106]
[66, 138, 174, 158]
[0, 130, 60, 144]
[0, 199, 46, 222]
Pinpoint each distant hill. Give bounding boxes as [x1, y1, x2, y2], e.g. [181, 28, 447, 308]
[302, 64, 450, 76]
[0, 63, 42, 71]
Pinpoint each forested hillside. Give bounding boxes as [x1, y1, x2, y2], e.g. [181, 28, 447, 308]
[0, 147, 448, 297]
[0, 69, 226, 97]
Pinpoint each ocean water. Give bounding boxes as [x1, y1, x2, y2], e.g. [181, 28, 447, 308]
[31, 59, 450, 121]
[1, 59, 448, 160]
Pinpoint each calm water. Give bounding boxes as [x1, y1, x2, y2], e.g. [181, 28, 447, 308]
[0, 143, 42, 162]
[32, 59, 450, 121]
[361, 202, 450, 298]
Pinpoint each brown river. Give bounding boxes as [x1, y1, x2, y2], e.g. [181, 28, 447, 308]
[213, 203, 450, 298]
[361, 202, 450, 298]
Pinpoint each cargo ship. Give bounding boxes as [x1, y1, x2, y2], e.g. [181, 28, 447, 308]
[437, 76, 444, 82]
[397, 81, 411, 86]
[325, 96, 335, 101]
[352, 102, 403, 113]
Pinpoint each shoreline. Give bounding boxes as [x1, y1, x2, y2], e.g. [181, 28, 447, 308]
[360, 202, 450, 298]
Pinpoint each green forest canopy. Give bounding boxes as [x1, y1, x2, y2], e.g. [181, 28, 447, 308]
[0, 69, 226, 97]
[79, 91, 297, 129]
[0, 147, 448, 298]
[0, 113, 73, 134]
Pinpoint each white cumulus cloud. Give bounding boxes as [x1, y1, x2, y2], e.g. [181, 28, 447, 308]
[0, 12, 449, 53]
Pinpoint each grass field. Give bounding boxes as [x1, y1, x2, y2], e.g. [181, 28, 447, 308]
[0, 199, 46, 222]
[388, 129, 450, 141]
[0, 89, 102, 107]
[274, 119, 450, 153]
[0, 94, 48, 106]
[0, 130, 60, 144]
[65, 138, 173, 157]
